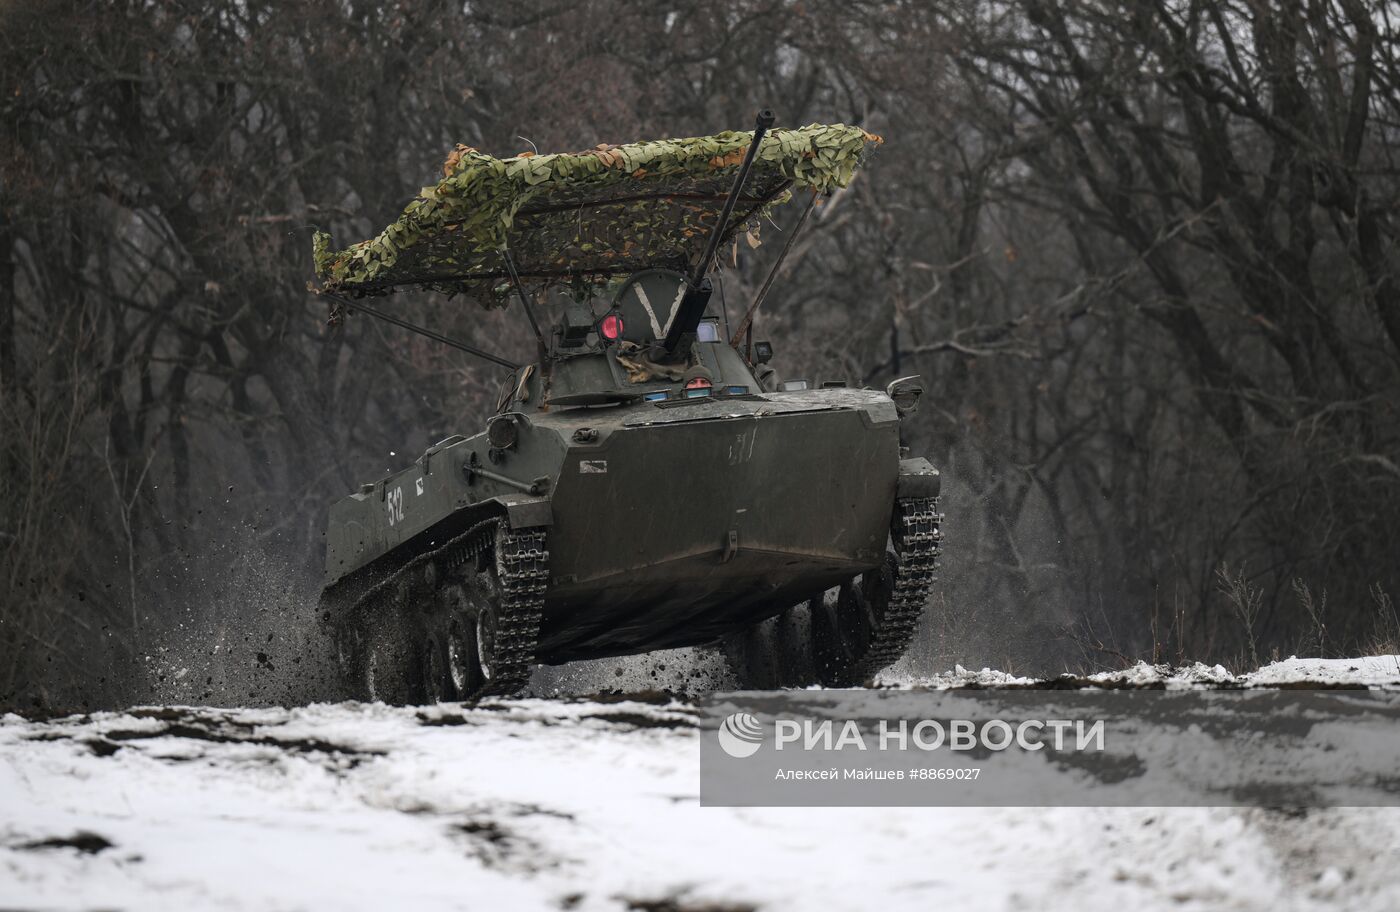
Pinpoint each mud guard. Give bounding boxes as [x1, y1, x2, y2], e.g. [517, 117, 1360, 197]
[487, 493, 554, 529]
[896, 457, 941, 500]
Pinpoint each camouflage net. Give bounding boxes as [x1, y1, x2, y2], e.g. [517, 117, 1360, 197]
[313, 123, 881, 304]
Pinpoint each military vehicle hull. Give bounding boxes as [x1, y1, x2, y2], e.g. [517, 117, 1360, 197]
[541, 397, 900, 661]
[320, 386, 941, 701]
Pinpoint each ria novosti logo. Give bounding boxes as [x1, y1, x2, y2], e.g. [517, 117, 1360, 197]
[717, 712, 764, 758]
[715, 711, 1107, 760]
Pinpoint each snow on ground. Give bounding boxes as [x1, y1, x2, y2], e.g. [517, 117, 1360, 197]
[1242, 655, 1400, 687]
[3, 659, 1400, 912]
[882, 654, 1400, 690]
[878, 662, 1041, 689]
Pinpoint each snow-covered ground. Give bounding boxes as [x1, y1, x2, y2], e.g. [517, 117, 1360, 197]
[3, 657, 1400, 912]
[880, 653, 1400, 690]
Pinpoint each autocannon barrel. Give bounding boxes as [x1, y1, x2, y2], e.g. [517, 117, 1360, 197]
[661, 109, 776, 359]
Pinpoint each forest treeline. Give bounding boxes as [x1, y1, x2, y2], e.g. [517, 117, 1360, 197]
[4, 0, 1400, 706]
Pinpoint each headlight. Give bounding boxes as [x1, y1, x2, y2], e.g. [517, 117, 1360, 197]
[885, 375, 924, 416]
[487, 414, 522, 449]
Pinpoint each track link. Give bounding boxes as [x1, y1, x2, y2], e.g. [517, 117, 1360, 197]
[847, 495, 942, 681]
[482, 526, 549, 697]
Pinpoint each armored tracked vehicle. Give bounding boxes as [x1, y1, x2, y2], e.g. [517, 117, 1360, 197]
[314, 113, 942, 702]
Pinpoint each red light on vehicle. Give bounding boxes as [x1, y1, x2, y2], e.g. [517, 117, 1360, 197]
[685, 377, 711, 390]
[599, 312, 624, 341]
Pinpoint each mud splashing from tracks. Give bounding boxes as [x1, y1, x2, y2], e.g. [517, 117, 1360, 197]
[528, 646, 735, 698]
[135, 527, 344, 708]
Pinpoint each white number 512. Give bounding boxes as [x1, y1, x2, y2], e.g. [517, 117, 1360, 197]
[386, 486, 405, 526]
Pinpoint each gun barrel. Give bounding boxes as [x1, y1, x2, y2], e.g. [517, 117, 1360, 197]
[662, 109, 775, 357]
[689, 108, 774, 290]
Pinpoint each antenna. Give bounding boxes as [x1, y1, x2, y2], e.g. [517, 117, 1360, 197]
[731, 188, 818, 356]
[323, 292, 519, 370]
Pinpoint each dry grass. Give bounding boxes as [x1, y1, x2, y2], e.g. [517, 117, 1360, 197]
[1291, 578, 1329, 658]
[1216, 564, 1263, 670]
[1366, 584, 1400, 656]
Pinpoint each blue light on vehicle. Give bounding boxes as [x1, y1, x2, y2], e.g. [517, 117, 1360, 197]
[724, 385, 748, 395]
[684, 387, 712, 398]
[643, 391, 669, 401]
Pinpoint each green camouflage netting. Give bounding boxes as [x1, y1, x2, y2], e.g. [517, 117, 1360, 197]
[313, 123, 881, 303]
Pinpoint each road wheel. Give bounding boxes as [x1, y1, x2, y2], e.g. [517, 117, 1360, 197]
[811, 559, 890, 686]
[476, 603, 500, 684]
[442, 548, 504, 700]
[721, 597, 820, 689]
[721, 617, 779, 689]
[420, 631, 450, 704]
[363, 614, 414, 705]
[331, 617, 367, 698]
[442, 586, 482, 699]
